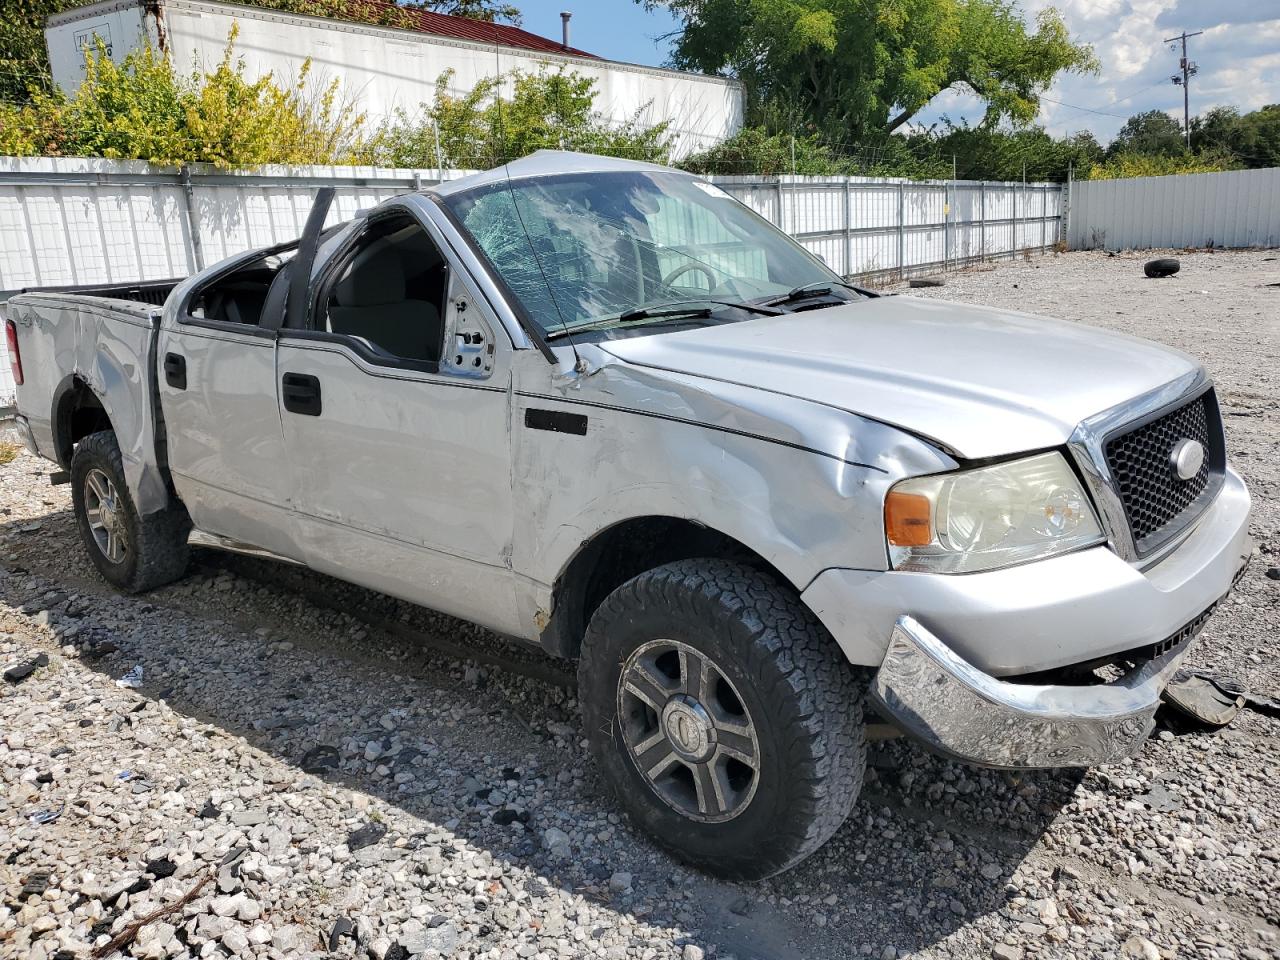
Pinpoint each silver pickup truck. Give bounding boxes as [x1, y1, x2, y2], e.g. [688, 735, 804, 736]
[5, 151, 1252, 879]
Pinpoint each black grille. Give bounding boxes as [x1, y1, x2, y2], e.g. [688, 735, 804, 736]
[1103, 390, 1224, 555]
[1146, 602, 1216, 661]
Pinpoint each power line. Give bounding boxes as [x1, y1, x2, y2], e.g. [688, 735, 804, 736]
[1038, 96, 1128, 119]
[1107, 78, 1169, 107]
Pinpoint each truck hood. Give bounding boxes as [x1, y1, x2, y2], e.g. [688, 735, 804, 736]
[599, 296, 1200, 460]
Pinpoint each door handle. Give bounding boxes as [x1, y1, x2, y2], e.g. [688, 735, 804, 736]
[163, 353, 186, 389]
[282, 372, 322, 416]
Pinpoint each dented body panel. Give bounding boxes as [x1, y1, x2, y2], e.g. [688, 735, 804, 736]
[507, 343, 954, 610]
[600, 298, 1201, 460]
[6, 293, 170, 515]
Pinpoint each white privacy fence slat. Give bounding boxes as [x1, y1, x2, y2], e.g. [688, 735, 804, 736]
[0, 156, 1066, 408]
[1066, 167, 1280, 251]
[712, 176, 1062, 280]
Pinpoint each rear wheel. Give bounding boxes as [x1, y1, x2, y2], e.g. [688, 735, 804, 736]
[579, 559, 866, 880]
[71, 431, 190, 593]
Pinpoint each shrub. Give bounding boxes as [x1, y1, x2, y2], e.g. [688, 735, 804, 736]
[1, 26, 367, 166]
[1084, 149, 1241, 180]
[0, 99, 66, 155]
[371, 67, 670, 169]
[57, 40, 190, 164]
[678, 128, 849, 176]
[677, 127, 950, 179]
[182, 45, 367, 166]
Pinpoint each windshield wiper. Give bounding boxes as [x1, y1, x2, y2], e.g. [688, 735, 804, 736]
[620, 298, 781, 323]
[763, 280, 869, 307]
[545, 299, 780, 340]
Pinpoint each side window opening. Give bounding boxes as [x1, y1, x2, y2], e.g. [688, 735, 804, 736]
[321, 214, 448, 365]
[189, 252, 293, 326]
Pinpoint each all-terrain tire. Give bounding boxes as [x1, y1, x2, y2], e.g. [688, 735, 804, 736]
[1144, 257, 1181, 278]
[578, 559, 867, 880]
[70, 431, 191, 593]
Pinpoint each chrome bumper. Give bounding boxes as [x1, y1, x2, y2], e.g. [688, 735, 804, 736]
[872, 613, 1202, 769]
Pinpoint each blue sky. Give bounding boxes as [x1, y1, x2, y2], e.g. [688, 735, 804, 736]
[514, 0, 679, 66]
[512, 0, 1280, 146]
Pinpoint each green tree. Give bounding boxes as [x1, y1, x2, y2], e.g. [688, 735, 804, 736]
[678, 121, 1109, 181]
[1190, 105, 1240, 153]
[643, 0, 1096, 142]
[917, 123, 1103, 180]
[427, 0, 521, 21]
[1193, 103, 1280, 169]
[1235, 104, 1280, 168]
[1108, 109, 1184, 157]
[1, 0, 89, 102]
[678, 128, 853, 175]
[678, 126, 951, 176]
[221, 0, 521, 27]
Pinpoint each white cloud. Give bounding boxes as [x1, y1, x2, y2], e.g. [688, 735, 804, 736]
[911, 1, 1280, 144]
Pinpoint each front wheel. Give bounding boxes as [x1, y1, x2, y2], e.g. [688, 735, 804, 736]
[579, 559, 866, 880]
[71, 431, 191, 593]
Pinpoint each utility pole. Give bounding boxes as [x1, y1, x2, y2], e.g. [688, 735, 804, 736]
[1164, 29, 1203, 148]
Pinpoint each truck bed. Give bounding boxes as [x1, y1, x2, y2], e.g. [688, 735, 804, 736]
[7, 283, 178, 517]
[13, 278, 182, 307]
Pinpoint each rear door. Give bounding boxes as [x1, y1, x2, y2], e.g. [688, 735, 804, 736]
[158, 249, 301, 559]
[274, 200, 521, 635]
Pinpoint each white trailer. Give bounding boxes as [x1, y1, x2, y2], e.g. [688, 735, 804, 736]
[45, 0, 744, 159]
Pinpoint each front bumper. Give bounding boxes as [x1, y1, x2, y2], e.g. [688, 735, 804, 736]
[802, 466, 1253, 768]
[872, 611, 1210, 768]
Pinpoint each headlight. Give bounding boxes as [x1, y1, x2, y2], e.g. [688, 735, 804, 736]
[884, 452, 1104, 574]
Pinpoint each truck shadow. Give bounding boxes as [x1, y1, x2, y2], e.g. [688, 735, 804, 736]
[1, 503, 1084, 959]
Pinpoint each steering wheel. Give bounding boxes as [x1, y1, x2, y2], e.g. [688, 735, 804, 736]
[662, 261, 720, 289]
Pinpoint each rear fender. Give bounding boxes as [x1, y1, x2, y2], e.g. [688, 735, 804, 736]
[51, 302, 170, 515]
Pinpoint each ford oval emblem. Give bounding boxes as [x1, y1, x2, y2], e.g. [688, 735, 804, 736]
[1170, 439, 1205, 481]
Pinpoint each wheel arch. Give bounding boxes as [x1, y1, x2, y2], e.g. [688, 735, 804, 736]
[51, 373, 114, 469]
[50, 370, 172, 516]
[538, 514, 798, 660]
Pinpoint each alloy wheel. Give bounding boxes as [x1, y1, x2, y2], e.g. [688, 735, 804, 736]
[616, 638, 760, 822]
[84, 467, 128, 564]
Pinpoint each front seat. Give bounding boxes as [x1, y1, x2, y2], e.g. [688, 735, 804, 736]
[328, 239, 442, 363]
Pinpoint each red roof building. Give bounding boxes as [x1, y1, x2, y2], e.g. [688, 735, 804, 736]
[350, 2, 600, 58]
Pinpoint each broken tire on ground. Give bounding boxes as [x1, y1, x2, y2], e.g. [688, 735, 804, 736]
[1144, 257, 1181, 278]
[579, 558, 867, 880]
[908, 277, 945, 288]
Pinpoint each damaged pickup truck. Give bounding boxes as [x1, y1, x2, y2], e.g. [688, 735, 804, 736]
[5, 152, 1252, 879]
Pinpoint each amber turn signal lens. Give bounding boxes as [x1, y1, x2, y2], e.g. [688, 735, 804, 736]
[885, 491, 933, 547]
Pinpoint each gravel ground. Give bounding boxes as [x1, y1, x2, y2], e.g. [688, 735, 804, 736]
[2, 249, 1278, 960]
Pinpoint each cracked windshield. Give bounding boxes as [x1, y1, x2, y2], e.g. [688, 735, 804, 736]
[443, 170, 854, 339]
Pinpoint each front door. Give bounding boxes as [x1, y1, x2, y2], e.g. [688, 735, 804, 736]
[274, 205, 520, 634]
